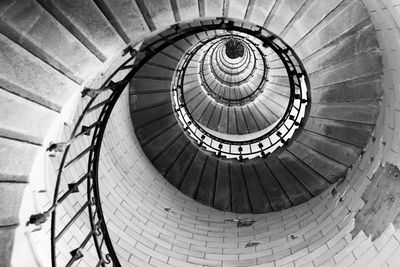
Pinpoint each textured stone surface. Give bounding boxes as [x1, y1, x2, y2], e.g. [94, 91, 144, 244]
[264, 0, 307, 35]
[2, 0, 400, 266]
[352, 164, 400, 240]
[0, 226, 16, 267]
[36, 0, 125, 60]
[135, 0, 175, 30]
[296, 0, 370, 60]
[0, 89, 57, 144]
[0, 33, 79, 111]
[173, 0, 199, 22]
[203, 0, 223, 17]
[0, 183, 26, 226]
[0, 138, 38, 182]
[94, 0, 150, 43]
[0, 0, 101, 82]
[244, 0, 276, 25]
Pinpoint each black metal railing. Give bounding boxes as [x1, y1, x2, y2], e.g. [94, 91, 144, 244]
[171, 21, 310, 160]
[27, 45, 140, 267]
[25, 17, 311, 266]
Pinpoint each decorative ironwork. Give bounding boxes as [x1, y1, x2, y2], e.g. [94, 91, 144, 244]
[27, 18, 311, 266]
[171, 22, 310, 160]
[28, 46, 140, 267]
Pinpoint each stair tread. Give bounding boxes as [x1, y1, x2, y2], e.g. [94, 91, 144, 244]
[277, 150, 331, 196]
[242, 164, 272, 213]
[142, 124, 183, 161]
[165, 143, 199, 187]
[153, 135, 191, 175]
[196, 157, 219, 206]
[265, 156, 311, 206]
[286, 140, 347, 183]
[295, 130, 361, 167]
[180, 151, 208, 198]
[129, 91, 171, 111]
[305, 24, 379, 74]
[253, 162, 292, 211]
[230, 164, 251, 213]
[304, 117, 374, 147]
[131, 102, 173, 128]
[135, 114, 177, 144]
[310, 100, 380, 125]
[213, 161, 232, 211]
[234, 108, 250, 134]
[312, 74, 382, 103]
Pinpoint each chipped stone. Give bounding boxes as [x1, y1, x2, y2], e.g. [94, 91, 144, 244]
[226, 218, 256, 228]
[352, 164, 400, 240]
[245, 241, 261, 248]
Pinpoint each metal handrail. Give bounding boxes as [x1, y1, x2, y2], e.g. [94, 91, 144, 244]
[26, 18, 311, 266]
[27, 45, 139, 267]
[172, 23, 309, 160]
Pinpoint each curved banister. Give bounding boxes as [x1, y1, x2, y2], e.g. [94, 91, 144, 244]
[27, 47, 139, 266]
[171, 22, 310, 160]
[26, 18, 311, 266]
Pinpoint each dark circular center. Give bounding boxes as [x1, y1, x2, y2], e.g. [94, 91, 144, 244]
[225, 39, 244, 59]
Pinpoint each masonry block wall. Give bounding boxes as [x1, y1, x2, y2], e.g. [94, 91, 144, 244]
[1, 0, 400, 266]
[85, 86, 400, 266]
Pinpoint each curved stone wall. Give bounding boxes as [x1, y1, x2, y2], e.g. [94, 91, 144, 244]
[1, 0, 400, 266]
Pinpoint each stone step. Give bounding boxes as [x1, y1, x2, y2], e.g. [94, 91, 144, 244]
[304, 24, 378, 74]
[198, 101, 217, 127]
[0, 33, 79, 111]
[213, 160, 231, 211]
[0, 89, 57, 145]
[286, 140, 348, 184]
[129, 91, 171, 112]
[230, 163, 252, 213]
[142, 124, 183, 161]
[310, 101, 380, 125]
[277, 150, 331, 196]
[36, 0, 125, 61]
[165, 142, 199, 188]
[264, 0, 307, 36]
[281, 0, 345, 46]
[311, 74, 382, 104]
[295, 130, 361, 167]
[309, 51, 382, 89]
[93, 0, 149, 43]
[265, 156, 312, 206]
[304, 117, 374, 147]
[253, 161, 292, 211]
[179, 150, 208, 198]
[131, 102, 173, 129]
[135, 0, 175, 30]
[242, 163, 272, 213]
[135, 114, 177, 145]
[0, 0, 101, 82]
[195, 156, 219, 206]
[153, 134, 191, 176]
[295, 0, 370, 60]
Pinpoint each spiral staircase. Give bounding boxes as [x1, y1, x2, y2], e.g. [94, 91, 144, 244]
[1, 0, 400, 266]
